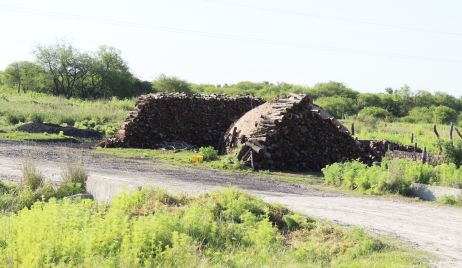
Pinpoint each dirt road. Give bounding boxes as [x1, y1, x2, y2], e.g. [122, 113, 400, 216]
[1, 141, 461, 267]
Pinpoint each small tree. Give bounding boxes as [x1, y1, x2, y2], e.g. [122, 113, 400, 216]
[152, 75, 192, 94]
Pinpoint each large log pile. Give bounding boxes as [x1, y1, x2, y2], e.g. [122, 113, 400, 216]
[223, 94, 361, 171]
[99, 93, 264, 149]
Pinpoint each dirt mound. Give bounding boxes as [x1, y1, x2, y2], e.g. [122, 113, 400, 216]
[100, 93, 264, 149]
[17, 122, 103, 139]
[223, 94, 361, 171]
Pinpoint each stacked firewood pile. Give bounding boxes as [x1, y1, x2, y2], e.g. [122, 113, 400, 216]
[100, 93, 264, 149]
[358, 140, 422, 164]
[223, 94, 361, 171]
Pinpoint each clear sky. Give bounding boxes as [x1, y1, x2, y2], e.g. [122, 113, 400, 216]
[1, 0, 461, 96]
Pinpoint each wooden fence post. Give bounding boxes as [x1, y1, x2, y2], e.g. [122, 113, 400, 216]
[433, 124, 442, 154]
[351, 122, 355, 136]
[422, 147, 427, 164]
[411, 133, 414, 144]
[456, 127, 462, 140]
[450, 122, 454, 144]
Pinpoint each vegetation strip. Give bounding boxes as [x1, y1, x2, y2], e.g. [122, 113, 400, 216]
[0, 186, 429, 267]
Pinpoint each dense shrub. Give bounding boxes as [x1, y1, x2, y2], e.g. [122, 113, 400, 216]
[322, 159, 462, 195]
[199, 146, 219, 162]
[442, 142, 462, 168]
[357, 107, 391, 122]
[21, 160, 43, 191]
[432, 106, 458, 124]
[315, 96, 357, 119]
[61, 163, 88, 188]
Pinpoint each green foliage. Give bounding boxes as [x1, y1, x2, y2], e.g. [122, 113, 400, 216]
[0, 163, 88, 212]
[315, 96, 357, 119]
[21, 160, 43, 191]
[0, 88, 133, 138]
[198, 146, 219, 162]
[309, 81, 359, 99]
[432, 106, 458, 124]
[402, 107, 433, 123]
[442, 142, 462, 168]
[61, 164, 88, 188]
[439, 195, 459, 206]
[31, 42, 152, 99]
[323, 159, 462, 195]
[357, 107, 391, 122]
[152, 74, 192, 94]
[55, 182, 85, 199]
[0, 188, 427, 267]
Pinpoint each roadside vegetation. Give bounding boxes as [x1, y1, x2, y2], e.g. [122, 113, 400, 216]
[0, 187, 429, 267]
[323, 159, 462, 195]
[0, 161, 88, 213]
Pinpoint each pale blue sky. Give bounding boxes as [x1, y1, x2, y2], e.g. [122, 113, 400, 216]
[1, 0, 461, 96]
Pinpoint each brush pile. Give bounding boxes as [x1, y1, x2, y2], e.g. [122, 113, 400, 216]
[99, 93, 263, 149]
[223, 94, 361, 171]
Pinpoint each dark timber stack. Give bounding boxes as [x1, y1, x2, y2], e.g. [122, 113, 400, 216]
[358, 140, 422, 164]
[100, 93, 264, 149]
[223, 94, 361, 171]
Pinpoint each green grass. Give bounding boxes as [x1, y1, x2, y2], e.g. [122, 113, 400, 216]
[346, 120, 454, 153]
[0, 131, 78, 142]
[0, 188, 430, 267]
[0, 87, 133, 138]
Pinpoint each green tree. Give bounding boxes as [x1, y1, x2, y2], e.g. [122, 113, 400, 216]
[432, 106, 458, 124]
[315, 96, 357, 119]
[309, 81, 359, 99]
[152, 75, 191, 94]
[35, 42, 89, 98]
[3, 61, 47, 94]
[357, 93, 382, 110]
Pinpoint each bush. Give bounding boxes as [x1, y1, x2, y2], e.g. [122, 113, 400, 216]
[198, 146, 219, 162]
[432, 106, 458, 124]
[21, 160, 43, 191]
[322, 159, 462, 195]
[27, 111, 44, 123]
[402, 107, 433, 123]
[61, 163, 88, 188]
[357, 107, 390, 122]
[56, 182, 85, 198]
[440, 195, 458, 205]
[315, 96, 357, 119]
[442, 142, 462, 168]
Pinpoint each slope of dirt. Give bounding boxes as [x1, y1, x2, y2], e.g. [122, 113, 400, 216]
[0, 140, 461, 267]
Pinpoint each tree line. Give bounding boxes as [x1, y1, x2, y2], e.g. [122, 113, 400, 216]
[0, 43, 151, 99]
[1, 43, 461, 124]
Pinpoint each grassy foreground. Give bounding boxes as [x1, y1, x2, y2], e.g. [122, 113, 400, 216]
[0, 188, 429, 267]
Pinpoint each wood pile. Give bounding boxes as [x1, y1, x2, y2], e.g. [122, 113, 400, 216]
[358, 140, 422, 164]
[99, 93, 264, 149]
[223, 94, 361, 171]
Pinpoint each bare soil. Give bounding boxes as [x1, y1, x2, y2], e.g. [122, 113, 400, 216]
[0, 140, 461, 267]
